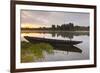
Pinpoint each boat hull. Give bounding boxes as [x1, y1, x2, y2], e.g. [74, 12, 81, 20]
[24, 36, 82, 45]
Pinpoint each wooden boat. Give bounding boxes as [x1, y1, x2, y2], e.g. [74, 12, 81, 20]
[24, 36, 82, 45]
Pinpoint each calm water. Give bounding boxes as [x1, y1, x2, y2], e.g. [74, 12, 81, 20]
[21, 31, 89, 62]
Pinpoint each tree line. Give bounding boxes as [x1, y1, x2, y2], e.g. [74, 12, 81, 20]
[21, 22, 89, 31]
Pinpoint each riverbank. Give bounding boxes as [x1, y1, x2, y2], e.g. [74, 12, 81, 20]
[21, 30, 89, 33]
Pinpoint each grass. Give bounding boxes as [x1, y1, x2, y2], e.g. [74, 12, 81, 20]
[21, 41, 54, 63]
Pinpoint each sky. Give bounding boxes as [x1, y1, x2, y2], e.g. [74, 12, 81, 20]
[21, 10, 90, 28]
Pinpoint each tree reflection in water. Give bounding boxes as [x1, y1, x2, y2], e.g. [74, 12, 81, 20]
[49, 31, 89, 40]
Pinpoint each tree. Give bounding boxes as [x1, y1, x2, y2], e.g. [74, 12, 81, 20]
[57, 25, 60, 30]
[52, 25, 56, 30]
[68, 23, 74, 30]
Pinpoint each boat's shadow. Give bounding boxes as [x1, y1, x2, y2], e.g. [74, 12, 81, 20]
[52, 44, 82, 53]
[24, 36, 82, 53]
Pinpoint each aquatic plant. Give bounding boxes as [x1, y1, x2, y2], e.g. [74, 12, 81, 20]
[21, 41, 54, 63]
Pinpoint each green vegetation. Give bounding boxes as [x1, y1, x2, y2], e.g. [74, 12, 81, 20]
[21, 41, 54, 63]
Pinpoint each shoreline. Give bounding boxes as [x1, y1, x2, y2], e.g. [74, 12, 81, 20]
[21, 30, 89, 33]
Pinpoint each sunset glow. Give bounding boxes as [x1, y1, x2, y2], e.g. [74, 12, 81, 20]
[21, 23, 50, 28]
[21, 23, 41, 28]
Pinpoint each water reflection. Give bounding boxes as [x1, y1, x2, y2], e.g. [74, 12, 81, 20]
[21, 41, 82, 63]
[21, 31, 89, 62]
[46, 31, 89, 39]
[21, 31, 89, 40]
[53, 44, 82, 53]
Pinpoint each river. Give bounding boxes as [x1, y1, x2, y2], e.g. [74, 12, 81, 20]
[21, 31, 89, 62]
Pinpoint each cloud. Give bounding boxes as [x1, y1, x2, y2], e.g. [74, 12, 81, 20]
[21, 10, 89, 27]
